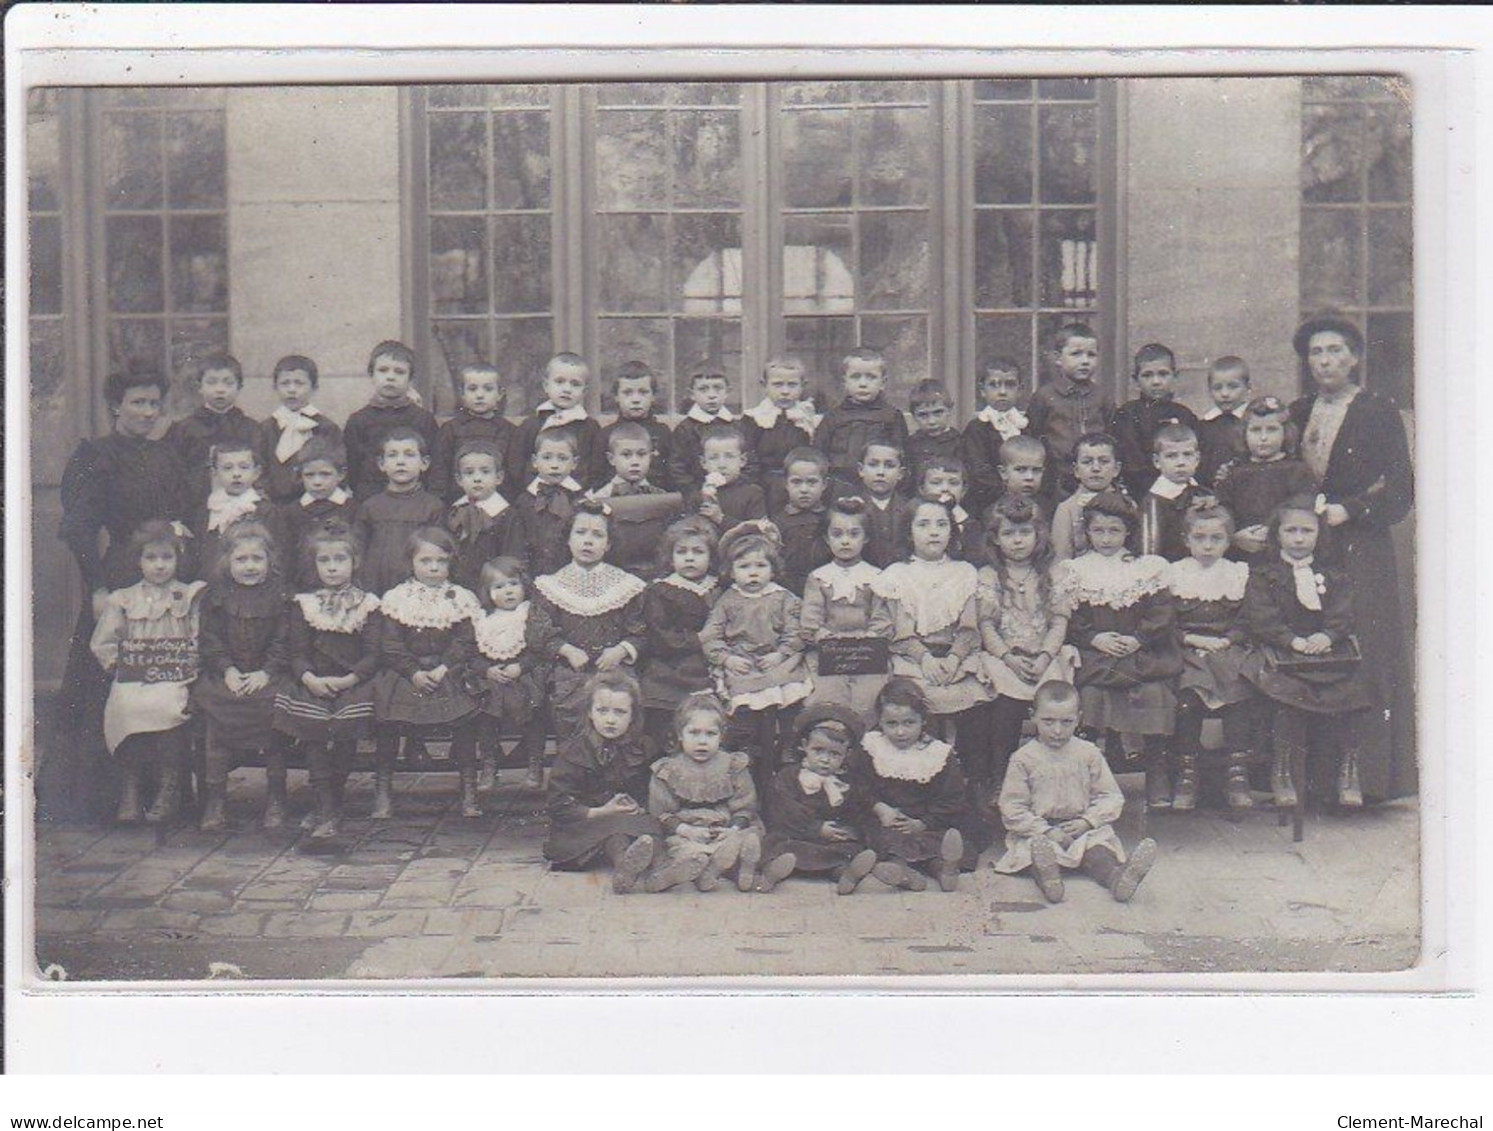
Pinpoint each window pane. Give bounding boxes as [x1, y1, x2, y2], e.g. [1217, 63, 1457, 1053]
[675, 318, 743, 408]
[99, 88, 225, 109]
[859, 315, 930, 402]
[428, 85, 488, 108]
[783, 214, 854, 314]
[30, 215, 63, 315]
[780, 82, 853, 106]
[30, 317, 65, 401]
[491, 318, 555, 417]
[597, 317, 670, 411]
[595, 83, 735, 107]
[102, 112, 163, 209]
[975, 315, 1037, 392]
[429, 112, 489, 210]
[672, 83, 741, 106]
[974, 210, 1034, 309]
[672, 110, 742, 209]
[1367, 209, 1412, 308]
[974, 104, 1033, 205]
[169, 317, 229, 396]
[782, 109, 852, 209]
[1038, 78, 1098, 101]
[1038, 210, 1098, 308]
[860, 211, 932, 310]
[430, 320, 493, 408]
[857, 81, 930, 104]
[1300, 208, 1362, 309]
[974, 79, 1033, 102]
[488, 84, 551, 108]
[1038, 105, 1097, 204]
[164, 113, 225, 208]
[430, 215, 489, 315]
[1302, 104, 1366, 204]
[490, 214, 552, 314]
[594, 110, 669, 210]
[490, 110, 551, 209]
[28, 91, 62, 213]
[859, 108, 933, 207]
[1366, 101, 1412, 203]
[107, 317, 165, 376]
[1366, 311, 1413, 409]
[168, 214, 227, 313]
[784, 316, 856, 403]
[106, 215, 164, 313]
[674, 213, 741, 314]
[597, 213, 668, 312]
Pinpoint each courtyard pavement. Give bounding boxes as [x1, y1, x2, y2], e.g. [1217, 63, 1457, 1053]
[29, 768, 1421, 982]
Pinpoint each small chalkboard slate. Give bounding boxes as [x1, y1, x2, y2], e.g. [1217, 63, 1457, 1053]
[816, 636, 890, 677]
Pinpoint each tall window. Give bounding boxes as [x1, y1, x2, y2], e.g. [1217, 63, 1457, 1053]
[28, 89, 70, 484]
[97, 88, 230, 419]
[971, 78, 1102, 396]
[1300, 76, 1413, 406]
[775, 81, 939, 406]
[425, 84, 556, 416]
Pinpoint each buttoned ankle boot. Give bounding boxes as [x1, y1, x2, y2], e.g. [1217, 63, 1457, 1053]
[1270, 746, 1298, 809]
[1337, 749, 1363, 809]
[116, 753, 144, 825]
[144, 754, 183, 825]
[1171, 754, 1199, 812]
[1145, 752, 1173, 810]
[1225, 753, 1255, 811]
[262, 752, 288, 830]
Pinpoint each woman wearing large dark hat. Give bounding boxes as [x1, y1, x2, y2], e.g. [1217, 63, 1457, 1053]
[1288, 314, 1415, 801]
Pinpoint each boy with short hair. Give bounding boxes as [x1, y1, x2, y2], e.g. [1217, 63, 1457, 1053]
[1196, 355, 1252, 487]
[445, 439, 517, 590]
[355, 426, 447, 594]
[743, 357, 819, 510]
[429, 361, 519, 503]
[1025, 323, 1113, 495]
[996, 435, 1057, 525]
[668, 370, 746, 493]
[775, 447, 833, 593]
[904, 379, 964, 498]
[507, 352, 607, 492]
[917, 455, 982, 564]
[832, 439, 912, 568]
[343, 340, 439, 500]
[815, 347, 910, 488]
[276, 435, 359, 589]
[692, 423, 766, 530]
[166, 351, 266, 504]
[961, 356, 1030, 513]
[260, 354, 342, 504]
[504, 426, 588, 579]
[591, 421, 680, 580]
[188, 438, 276, 576]
[603, 360, 676, 492]
[1051, 431, 1125, 562]
[1140, 422, 1206, 561]
[1110, 342, 1200, 498]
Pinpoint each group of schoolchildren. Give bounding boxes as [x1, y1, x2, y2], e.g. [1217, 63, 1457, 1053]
[90, 320, 1376, 906]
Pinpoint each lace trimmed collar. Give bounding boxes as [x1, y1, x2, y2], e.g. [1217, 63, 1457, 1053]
[535, 563, 646, 617]
[686, 404, 735, 425]
[114, 579, 206, 621]
[977, 405, 1029, 436]
[473, 601, 531, 661]
[660, 573, 718, 599]
[379, 580, 482, 629]
[1165, 557, 1249, 602]
[652, 750, 749, 804]
[295, 587, 379, 633]
[862, 731, 953, 784]
[872, 558, 977, 636]
[1057, 552, 1169, 609]
[744, 397, 818, 433]
[206, 488, 263, 532]
[300, 487, 351, 508]
[454, 492, 511, 518]
[809, 559, 881, 603]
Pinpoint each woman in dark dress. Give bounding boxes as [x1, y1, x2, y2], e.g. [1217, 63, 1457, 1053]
[45, 371, 193, 822]
[1288, 316, 1415, 801]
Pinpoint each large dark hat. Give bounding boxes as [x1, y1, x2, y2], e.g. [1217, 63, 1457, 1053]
[1292, 314, 1364, 360]
[792, 702, 867, 747]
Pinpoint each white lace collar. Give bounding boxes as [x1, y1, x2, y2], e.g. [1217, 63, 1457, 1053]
[295, 587, 379, 633]
[536, 403, 588, 430]
[730, 582, 788, 601]
[527, 476, 583, 496]
[809, 559, 881, 603]
[1165, 557, 1249, 602]
[1056, 552, 1169, 609]
[379, 580, 482, 629]
[535, 562, 646, 617]
[473, 601, 531, 661]
[660, 573, 717, 598]
[454, 492, 511, 518]
[206, 488, 263, 532]
[862, 731, 953, 784]
[1148, 476, 1194, 501]
[872, 558, 977, 636]
[686, 404, 735, 425]
[300, 487, 350, 508]
[744, 397, 818, 433]
[977, 405, 1029, 436]
[114, 579, 206, 621]
[1201, 405, 1248, 421]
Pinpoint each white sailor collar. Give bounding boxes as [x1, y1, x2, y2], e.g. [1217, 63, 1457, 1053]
[300, 487, 350, 508]
[1201, 405, 1248, 421]
[686, 404, 735, 425]
[527, 476, 583, 496]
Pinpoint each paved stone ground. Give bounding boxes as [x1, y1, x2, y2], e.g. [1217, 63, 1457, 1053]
[30, 768, 1421, 982]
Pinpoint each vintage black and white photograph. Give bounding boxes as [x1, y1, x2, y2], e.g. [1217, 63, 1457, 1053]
[21, 71, 1422, 983]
